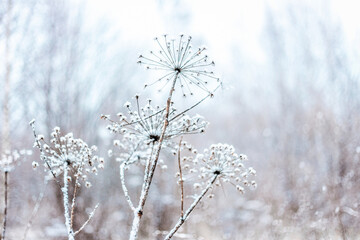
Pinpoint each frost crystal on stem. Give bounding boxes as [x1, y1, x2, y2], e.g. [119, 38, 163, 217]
[138, 34, 220, 96]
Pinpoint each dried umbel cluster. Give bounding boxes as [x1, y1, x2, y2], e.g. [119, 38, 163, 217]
[0, 149, 32, 172]
[103, 96, 208, 146]
[102, 35, 255, 240]
[30, 121, 103, 188]
[138, 34, 220, 96]
[183, 143, 257, 194]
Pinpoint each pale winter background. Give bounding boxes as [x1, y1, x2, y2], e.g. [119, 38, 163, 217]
[1, 0, 360, 239]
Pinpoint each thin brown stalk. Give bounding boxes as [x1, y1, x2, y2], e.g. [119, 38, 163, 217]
[164, 175, 218, 240]
[70, 177, 79, 229]
[2, 172, 9, 240]
[177, 137, 184, 218]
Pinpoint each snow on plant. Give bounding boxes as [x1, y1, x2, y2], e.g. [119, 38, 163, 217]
[0, 149, 32, 173]
[190, 143, 257, 192]
[164, 144, 256, 240]
[104, 34, 254, 240]
[138, 34, 220, 96]
[103, 96, 208, 146]
[30, 120, 101, 240]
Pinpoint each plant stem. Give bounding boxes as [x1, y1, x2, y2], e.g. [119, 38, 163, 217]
[62, 162, 74, 240]
[164, 175, 218, 240]
[177, 138, 184, 218]
[129, 74, 178, 240]
[2, 171, 9, 240]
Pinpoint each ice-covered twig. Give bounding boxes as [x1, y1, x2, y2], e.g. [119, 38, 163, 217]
[62, 162, 74, 240]
[120, 163, 135, 211]
[177, 138, 184, 218]
[2, 171, 9, 240]
[164, 175, 218, 240]
[74, 203, 99, 236]
[29, 120, 61, 188]
[70, 167, 81, 229]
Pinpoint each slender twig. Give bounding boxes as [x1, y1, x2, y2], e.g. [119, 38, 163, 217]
[74, 203, 99, 236]
[169, 84, 221, 122]
[22, 180, 48, 240]
[177, 137, 184, 218]
[129, 74, 179, 240]
[62, 162, 74, 240]
[29, 121, 61, 188]
[70, 175, 80, 229]
[2, 171, 9, 240]
[120, 163, 135, 211]
[164, 175, 218, 240]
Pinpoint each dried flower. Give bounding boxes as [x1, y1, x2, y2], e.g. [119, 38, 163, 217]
[104, 97, 208, 146]
[30, 123, 103, 187]
[138, 34, 220, 96]
[185, 143, 256, 193]
[0, 149, 32, 172]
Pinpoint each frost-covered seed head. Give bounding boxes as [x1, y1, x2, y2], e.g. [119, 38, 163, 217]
[31, 125, 103, 187]
[138, 35, 221, 96]
[184, 143, 256, 194]
[104, 97, 208, 147]
[1, 149, 32, 172]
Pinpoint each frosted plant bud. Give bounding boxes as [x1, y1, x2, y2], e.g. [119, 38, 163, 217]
[32, 161, 39, 169]
[85, 182, 92, 188]
[108, 150, 113, 157]
[249, 167, 256, 175]
[101, 114, 110, 120]
[38, 135, 44, 141]
[67, 176, 72, 182]
[236, 185, 244, 194]
[239, 154, 248, 161]
[124, 101, 131, 108]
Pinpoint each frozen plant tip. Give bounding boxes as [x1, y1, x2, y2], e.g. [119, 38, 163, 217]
[138, 34, 220, 96]
[104, 97, 208, 146]
[189, 143, 257, 192]
[30, 121, 103, 185]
